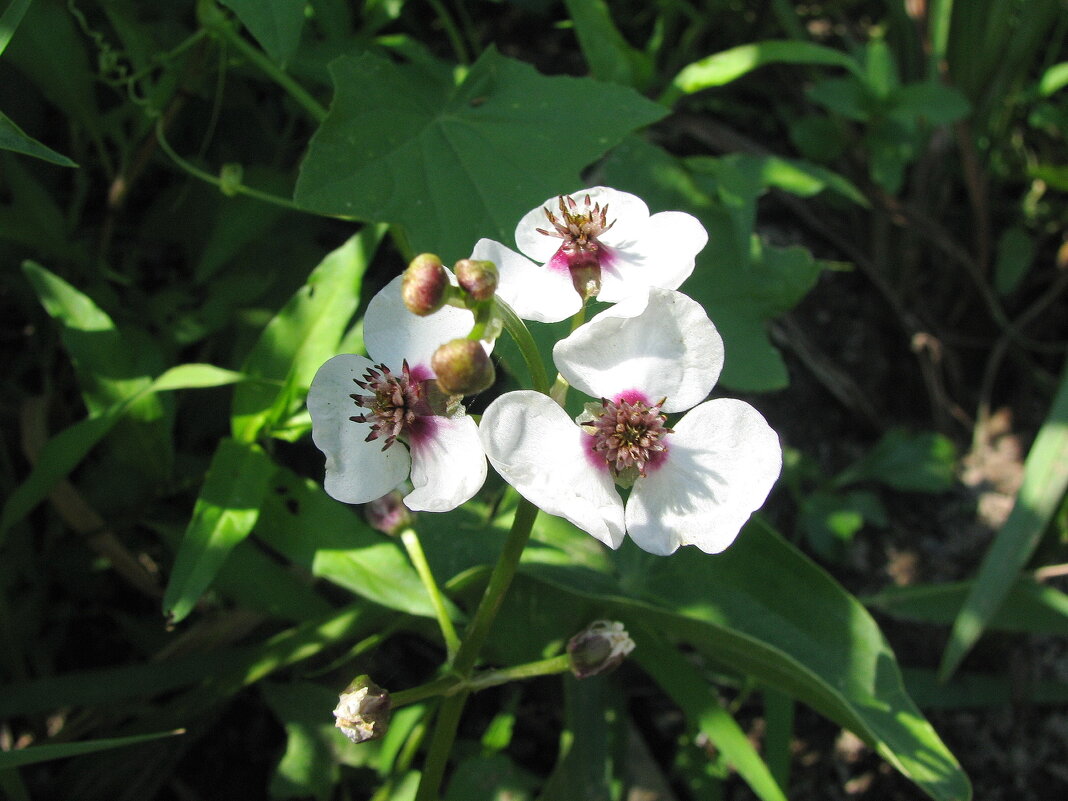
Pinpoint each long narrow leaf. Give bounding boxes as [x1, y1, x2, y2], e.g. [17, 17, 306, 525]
[0, 364, 253, 540]
[0, 730, 183, 769]
[163, 438, 277, 624]
[939, 358, 1068, 680]
[0, 110, 77, 166]
[231, 225, 384, 442]
[663, 40, 863, 104]
[634, 627, 788, 801]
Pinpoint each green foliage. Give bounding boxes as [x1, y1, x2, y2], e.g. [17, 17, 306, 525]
[295, 47, 666, 262]
[7, 0, 1067, 799]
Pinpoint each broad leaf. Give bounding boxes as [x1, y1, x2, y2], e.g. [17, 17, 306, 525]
[255, 466, 463, 621]
[163, 438, 278, 624]
[478, 518, 970, 801]
[295, 47, 667, 261]
[231, 225, 383, 442]
[221, 0, 306, 65]
[599, 139, 830, 391]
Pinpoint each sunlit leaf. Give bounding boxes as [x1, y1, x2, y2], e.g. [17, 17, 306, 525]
[295, 47, 666, 261]
[163, 438, 278, 624]
[940, 361, 1068, 680]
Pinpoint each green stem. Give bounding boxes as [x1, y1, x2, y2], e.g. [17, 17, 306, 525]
[549, 305, 587, 405]
[400, 528, 461, 659]
[391, 675, 459, 708]
[496, 298, 551, 395]
[414, 497, 540, 800]
[426, 0, 470, 65]
[214, 19, 328, 123]
[466, 654, 571, 692]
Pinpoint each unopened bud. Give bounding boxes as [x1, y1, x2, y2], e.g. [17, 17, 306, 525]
[431, 339, 495, 395]
[402, 254, 449, 315]
[333, 676, 391, 743]
[365, 491, 412, 535]
[454, 258, 499, 301]
[567, 620, 634, 679]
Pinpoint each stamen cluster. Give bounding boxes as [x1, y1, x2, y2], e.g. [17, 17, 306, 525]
[536, 194, 614, 259]
[588, 397, 672, 479]
[350, 361, 430, 450]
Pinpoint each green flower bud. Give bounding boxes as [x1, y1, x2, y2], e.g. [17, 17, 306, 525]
[431, 339, 495, 396]
[333, 676, 391, 743]
[454, 258, 499, 302]
[402, 254, 449, 316]
[566, 620, 635, 679]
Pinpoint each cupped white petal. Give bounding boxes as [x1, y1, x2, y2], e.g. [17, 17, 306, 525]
[554, 288, 723, 412]
[480, 390, 626, 548]
[364, 273, 483, 371]
[308, 354, 411, 504]
[471, 238, 581, 323]
[596, 210, 707, 303]
[625, 398, 781, 555]
[405, 414, 487, 512]
[514, 187, 649, 264]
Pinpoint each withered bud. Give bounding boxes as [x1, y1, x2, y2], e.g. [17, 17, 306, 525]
[333, 676, 392, 743]
[431, 339, 495, 396]
[402, 254, 449, 315]
[567, 620, 635, 679]
[364, 491, 412, 536]
[454, 258, 499, 302]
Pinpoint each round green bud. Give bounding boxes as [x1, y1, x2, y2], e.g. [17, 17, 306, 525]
[402, 254, 449, 316]
[454, 258, 499, 302]
[431, 339, 495, 396]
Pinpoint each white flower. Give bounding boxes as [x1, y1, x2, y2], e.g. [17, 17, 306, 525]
[478, 288, 781, 555]
[307, 274, 488, 512]
[471, 187, 708, 323]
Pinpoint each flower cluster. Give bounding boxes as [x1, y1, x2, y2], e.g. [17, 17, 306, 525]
[307, 187, 781, 555]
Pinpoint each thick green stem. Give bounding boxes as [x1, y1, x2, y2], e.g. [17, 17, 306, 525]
[495, 299, 551, 395]
[400, 528, 461, 659]
[414, 497, 540, 800]
[465, 654, 571, 692]
[214, 18, 328, 123]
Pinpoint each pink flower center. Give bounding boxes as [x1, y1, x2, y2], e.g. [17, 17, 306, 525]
[350, 361, 438, 450]
[586, 396, 672, 479]
[536, 194, 616, 299]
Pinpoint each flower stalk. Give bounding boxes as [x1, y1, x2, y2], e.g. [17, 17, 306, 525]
[399, 527, 461, 659]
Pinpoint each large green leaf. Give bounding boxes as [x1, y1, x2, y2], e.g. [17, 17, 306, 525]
[255, 466, 463, 621]
[162, 438, 278, 625]
[479, 519, 969, 801]
[220, 0, 306, 65]
[939, 358, 1068, 680]
[294, 47, 667, 261]
[600, 139, 829, 391]
[231, 225, 383, 442]
[0, 364, 251, 541]
[0, 110, 77, 166]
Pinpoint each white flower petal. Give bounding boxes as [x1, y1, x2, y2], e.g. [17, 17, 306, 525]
[364, 273, 480, 371]
[514, 187, 648, 265]
[308, 354, 411, 504]
[596, 211, 707, 303]
[480, 391, 626, 548]
[625, 399, 781, 555]
[405, 414, 487, 512]
[554, 288, 723, 412]
[471, 238, 581, 323]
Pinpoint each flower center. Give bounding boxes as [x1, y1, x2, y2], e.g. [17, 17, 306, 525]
[350, 361, 439, 450]
[584, 397, 672, 485]
[536, 194, 615, 300]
